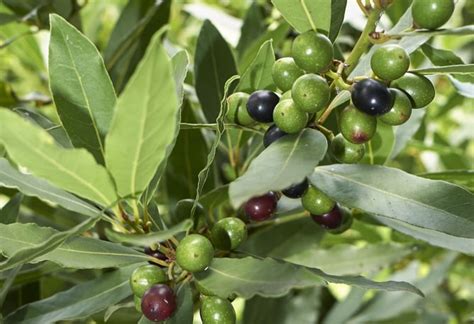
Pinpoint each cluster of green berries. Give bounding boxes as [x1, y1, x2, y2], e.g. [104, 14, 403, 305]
[131, 217, 246, 322]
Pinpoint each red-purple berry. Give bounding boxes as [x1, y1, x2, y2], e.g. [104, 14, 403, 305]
[244, 193, 278, 221]
[311, 205, 344, 229]
[144, 246, 167, 266]
[141, 284, 177, 322]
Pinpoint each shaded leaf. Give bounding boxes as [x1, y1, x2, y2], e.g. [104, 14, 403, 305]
[329, 0, 347, 41]
[105, 29, 179, 198]
[4, 265, 136, 324]
[236, 2, 266, 57]
[0, 192, 22, 224]
[388, 109, 425, 160]
[0, 223, 148, 269]
[49, 14, 116, 163]
[230, 128, 327, 208]
[0, 110, 118, 207]
[105, 220, 193, 247]
[411, 64, 474, 75]
[166, 283, 193, 324]
[194, 20, 237, 122]
[310, 165, 474, 238]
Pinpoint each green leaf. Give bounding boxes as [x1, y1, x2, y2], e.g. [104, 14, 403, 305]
[0, 216, 98, 271]
[391, 25, 474, 37]
[329, 0, 347, 41]
[375, 216, 474, 255]
[411, 64, 474, 75]
[0, 223, 148, 269]
[49, 14, 116, 163]
[419, 170, 474, 192]
[348, 253, 456, 323]
[0, 158, 101, 218]
[105, 29, 179, 198]
[4, 265, 136, 324]
[0, 266, 21, 308]
[194, 20, 238, 122]
[0, 110, 118, 207]
[310, 165, 474, 238]
[191, 76, 240, 224]
[0, 192, 22, 224]
[236, 40, 275, 93]
[271, 0, 331, 35]
[104, 0, 171, 92]
[388, 109, 425, 160]
[362, 122, 395, 165]
[322, 288, 366, 324]
[283, 243, 413, 276]
[166, 283, 193, 324]
[229, 128, 327, 208]
[105, 220, 193, 247]
[195, 257, 422, 298]
[236, 2, 266, 57]
[243, 288, 321, 324]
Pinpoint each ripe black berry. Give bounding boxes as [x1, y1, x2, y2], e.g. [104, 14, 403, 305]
[263, 124, 288, 148]
[141, 284, 177, 322]
[351, 79, 392, 116]
[311, 205, 344, 229]
[247, 90, 280, 123]
[144, 246, 167, 266]
[244, 193, 278, 221]
[282, 178, 308, 199]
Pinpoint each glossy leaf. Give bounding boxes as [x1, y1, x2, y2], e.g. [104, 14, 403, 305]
[376, 216, 474, 255]
[49, 14, 116, 163]
[0, 216, 98, 271]
[105, 219, 193, 247]
[4, 265, 136, 324]
[195, 257, 422, 299]
[194, 20, 237, 122]
[105, 29, 179, 198]
[229, 128, 327, 208]
[236, 40, 275, 92]
[0, 158, 101, 218]
[0, 192, 22, 224]
[0, 110, 118, 207]
[310, 165, 474, 238]
[104, 0, 171, 92]
[271, 0, 331, 35]
[0, 223, 147, 269]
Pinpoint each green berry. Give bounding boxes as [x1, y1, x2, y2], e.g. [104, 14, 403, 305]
[211, 217, 247, 250]
[371, 45, 410, 81]
[226, 92, 254, 126]
[412, 0, 454, 30]
[379, 89, 412, 125]
[330, 133, 365, 163]
[273, 99, 309, 133]
[292, 31, 333, 73]
[280, 90, 292, 100]
[272, 57, 304, 92]
[200, 296, 236, 324]
[291, 74, 330, 113]
[176, 234, 214, 273]
[301, 185, 335, 215]
[134, 295, 142, 312]
[340, 105, 377, 144]
[130, 265, 167, 297]
[391, 72, 435, 108]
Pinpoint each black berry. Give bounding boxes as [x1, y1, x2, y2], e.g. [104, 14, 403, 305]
[282, 178, 308, 198]
[263, 124, 288, 148]
[141, 284, 177, 322]
[144, 246, 167, 266]
[247, 90, 280, 123]
[351, 79, 392, 116]
[244, 193, 278, 221]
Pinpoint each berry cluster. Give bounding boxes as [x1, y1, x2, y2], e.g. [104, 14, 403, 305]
[132, 219, 246, 322]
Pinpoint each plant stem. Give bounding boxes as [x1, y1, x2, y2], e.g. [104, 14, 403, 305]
[180, 122, 263, 135]
[247, 211, 309, 228]
[345, 6, 383, 75]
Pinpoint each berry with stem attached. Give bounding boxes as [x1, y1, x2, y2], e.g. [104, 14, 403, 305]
[291, 74, 330, 113]
[351, 78, 392, 116]
[273, 99, 309, 134]
[371, 44, 410, 81]
[244, 193, 278, 221]
[379, 88, 412, 125]
[272, 57, 304, 92]
[302, 185, 335, 216]
[292, 31, 333, 73]
[391, 72, 435, 108]
[176, 234, 214, 273]
[340, 105, 377, 144]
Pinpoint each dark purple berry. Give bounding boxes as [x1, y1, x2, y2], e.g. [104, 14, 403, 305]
[263, 124, 288, 148]
[351, 79, 392, 116]
[247, 90, 280, 123]
[141, 284, 177, 322]
[282, 178, 308, 199]
[244, 193, 278, 221]
[144, 246, 167, 266]
[311, 205, 344, 229]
